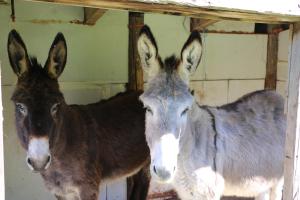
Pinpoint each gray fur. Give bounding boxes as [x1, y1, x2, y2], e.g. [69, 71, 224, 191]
[138, 26, 285, 200]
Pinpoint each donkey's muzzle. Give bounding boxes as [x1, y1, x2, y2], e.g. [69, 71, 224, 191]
[26, 154, 51, 172]
[27, 137, 51, 172]
[152, 165, 173, 182]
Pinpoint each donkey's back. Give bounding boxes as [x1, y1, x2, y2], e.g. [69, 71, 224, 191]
[69, 91, 149, 180]
[212, 90, 285, 197]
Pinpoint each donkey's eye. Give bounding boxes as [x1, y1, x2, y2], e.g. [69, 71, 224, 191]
[51, 103, 60, 116]
[15, 103, 27, 116]
[181, 108, 189, 117]
[145, 106, 153, 115]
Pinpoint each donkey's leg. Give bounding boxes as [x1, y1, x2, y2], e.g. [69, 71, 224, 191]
[270, 179, 283, 200]
[127, 165, 151, 200]
[255, 191, 270, 200]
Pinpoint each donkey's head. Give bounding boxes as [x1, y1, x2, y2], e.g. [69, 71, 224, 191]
[138, 26, 202, 183]
[7, 30, 67, 172]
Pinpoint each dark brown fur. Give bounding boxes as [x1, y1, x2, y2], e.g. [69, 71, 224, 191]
[8, 30, 150, 200]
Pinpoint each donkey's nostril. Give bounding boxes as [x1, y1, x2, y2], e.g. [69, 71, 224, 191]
[26, 155, 51, 171]
[27, 157, 32, 166]
[26, 157, 35, 171]
[44, 154, 52, 170]
[46, 155, 51, 163]
[152, 166, 172, 180]
[153, 165, 157, 174]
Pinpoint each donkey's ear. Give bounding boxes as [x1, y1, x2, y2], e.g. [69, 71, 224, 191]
[178, 31, 202, 83]
[7, 30, 30, 77]
[44, 32, 67, 79]
[137, 25, 161, 79]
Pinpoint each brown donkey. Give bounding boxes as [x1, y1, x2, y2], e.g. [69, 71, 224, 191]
[7, 30, 150, 200]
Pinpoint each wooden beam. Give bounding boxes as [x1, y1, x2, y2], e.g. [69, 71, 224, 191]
[84, 7, 106, 25]
[190, 18, 218, 31]
[127, 12, 144, 91]
[283, 23, 300, 200]
[0, 61, 4, 200]
[127, 12, 146, 199]
[25, 0, 300, 23]
[264, 25, 279, 90]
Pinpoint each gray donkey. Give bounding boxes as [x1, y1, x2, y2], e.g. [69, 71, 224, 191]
[137, 25, 285, 200]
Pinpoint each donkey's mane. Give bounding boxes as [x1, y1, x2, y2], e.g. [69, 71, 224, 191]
[217, 90, 273, 111]
[29, 56, 43, 69]
[163, 55, 179, 74]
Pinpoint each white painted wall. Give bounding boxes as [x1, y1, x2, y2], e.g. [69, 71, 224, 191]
[144, 16, 267, 107]
[0, 1, 289, 199]
[277, 30, 289, 98]
[189, 33, 266, 106]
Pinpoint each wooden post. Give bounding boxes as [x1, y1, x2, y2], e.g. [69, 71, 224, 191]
[264, 25, 279, 90]
[127, 11, 146, 199]
[0, 61, 4, 200]
[128, 12, 144, 91]
[283, 23, 300, 200]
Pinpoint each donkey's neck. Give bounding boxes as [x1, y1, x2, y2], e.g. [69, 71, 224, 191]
[180, 103, 217, 168]
[50, 104, 85, 156]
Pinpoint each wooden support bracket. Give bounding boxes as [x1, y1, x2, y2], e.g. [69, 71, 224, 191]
[190, 18, 218, 31]
[84, 7, 106, 25]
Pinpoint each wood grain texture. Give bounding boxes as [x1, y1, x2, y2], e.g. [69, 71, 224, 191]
[26, 0, 300, 23]
[84, 7, 106, 25]
[265, 25, 279, 90]
[128, 12, 144, 91]
[136, 0, 300, 16]
[190, 18, 218, 31]
[283, 23, 300, 200]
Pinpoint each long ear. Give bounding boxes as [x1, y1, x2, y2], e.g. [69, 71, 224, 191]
[137, 25, 161, 79]
[7, 30, 30, 77]
[44, 32, 67, 79]
[178, 31, 202, 83]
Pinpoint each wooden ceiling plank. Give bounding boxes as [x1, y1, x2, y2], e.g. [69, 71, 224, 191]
[25, 0, 300, 23]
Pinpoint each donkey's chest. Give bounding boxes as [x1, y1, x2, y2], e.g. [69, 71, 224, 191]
[41, 169, 80, 198]
[172, 158, 221, 199]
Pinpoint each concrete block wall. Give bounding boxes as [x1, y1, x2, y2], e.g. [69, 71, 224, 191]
[144, 20, 268, 107]
[189, 33, 267, 106]
[277, 30, 289, 98]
